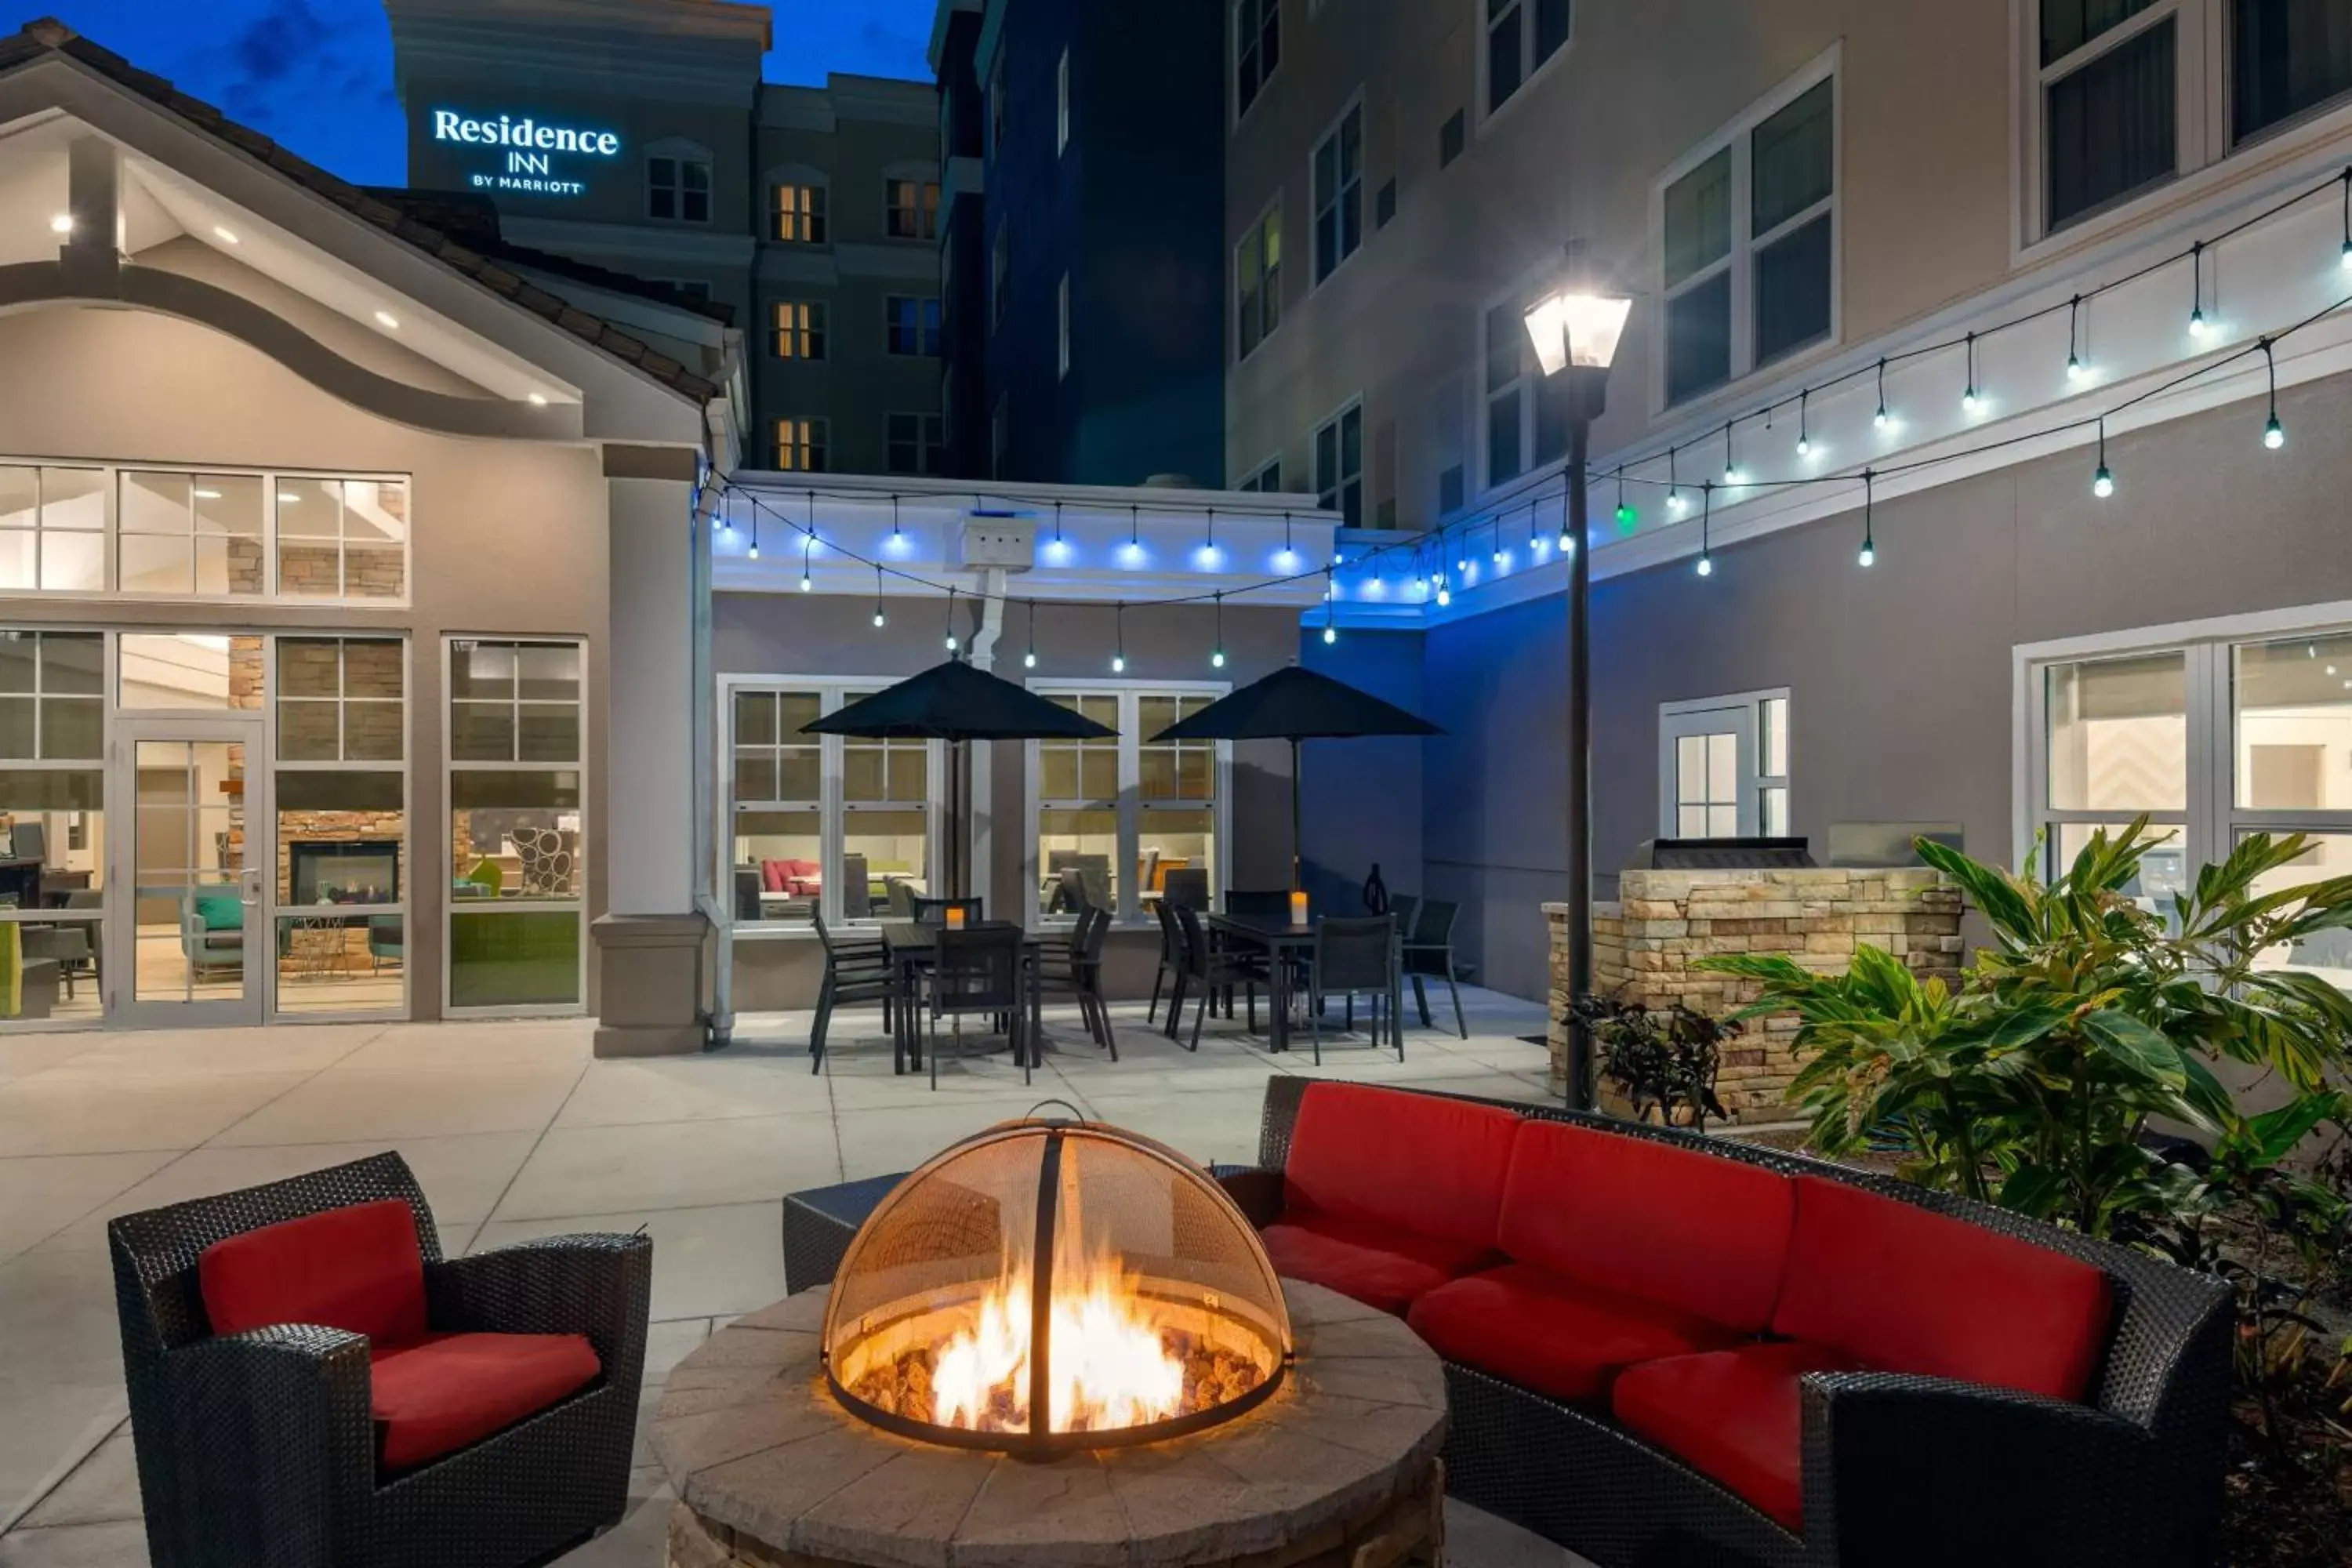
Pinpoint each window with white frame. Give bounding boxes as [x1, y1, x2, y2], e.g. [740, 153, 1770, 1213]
[274, 637, 408, 1018]
[2030, 1, 2352, 238]
[887, 412, 946, 476]
[1058, 274, 1071, 379]
[773, 181, 828, 242]
[1660, 691, 1789, 840]
[1313, 401, 1363, 527]
[1483, 299, 1568, 487]
[1311, 100, 1363, 285]
[119, 470, 263, 597]
[0, 630, 103, 1025]
[728, 681, 936, 930]
[1484, 0, 1571, 116]
[1031, 685, 1225, 923]
[775, 418, 829, 473]
[773, 300, 826, 361]
[648, 147, 713, 223]
[1235, 0, 1279, 119]
[1236, 201, 1282, 361]
[884, 177, 939, 240]
[1661, 68, 1835, 407]
[886, 296, 942, 357]
[1057, 48, 1072, 152]
[1237, 456, 1283, 492]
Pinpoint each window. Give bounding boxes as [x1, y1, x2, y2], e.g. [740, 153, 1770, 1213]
[1374, 178, 1396, 227]
[1058, 274, 1072, 379]
[775, 419, 829, 474]
[1237, 457, 1283, 492]
[2233, 0, 2352, 143]
[773, 300, 827, 361]
[1313, 400, 1363, 527]
[119, 471, 263, 596]
[1439, 109, 1466, 166]
[1312, 101, 1363, 284]
[0, 630, 103, 1024]
[886, 296, 943, 356]
[773, 183, 828, 243]
[1058, 48, 1072, 152]
[1486, 0, 1571, 114]
[446, 639, 584, 1012]
[1661, 69, 1835, 405]
[1659, 691, 1790, 839]
[1236, 202, 1283, 360]
[728, 681, 936, 930]
[274, 638, 408, 1018]
[0, 466, 103, 592]
[1484, 299, 1570, 486]
[992, 225, 1011, 331]
[1235, 0, 1280, 118]
[885, 178, 939, 240]
[887, 412, 946, 476]
[1029, 685, 1226, 924]
[274, 478, 407, 601]
[648, 152, 713, 223]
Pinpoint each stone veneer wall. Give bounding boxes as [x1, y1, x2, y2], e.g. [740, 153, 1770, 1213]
[1544, 868, 1964, 1125]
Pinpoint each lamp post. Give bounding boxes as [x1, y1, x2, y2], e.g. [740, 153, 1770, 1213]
[1524, 275, 1632, 1112]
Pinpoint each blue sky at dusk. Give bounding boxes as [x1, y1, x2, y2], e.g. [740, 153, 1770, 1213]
[16, 0, 936, 186]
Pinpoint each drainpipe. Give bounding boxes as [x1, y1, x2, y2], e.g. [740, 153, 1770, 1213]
[966, 568, 1007, 907]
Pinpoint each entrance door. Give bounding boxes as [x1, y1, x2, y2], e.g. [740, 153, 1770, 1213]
[110, 716, 267, 1026]
[1657, 692, 1791, 840]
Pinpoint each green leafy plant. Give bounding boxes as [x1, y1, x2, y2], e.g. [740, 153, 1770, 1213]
[1569, 992, 1733, 1133]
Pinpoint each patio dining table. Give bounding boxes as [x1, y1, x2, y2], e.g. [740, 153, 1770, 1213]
[1203, 910, 1404, 1055]
[879, 920, 1047, 1070]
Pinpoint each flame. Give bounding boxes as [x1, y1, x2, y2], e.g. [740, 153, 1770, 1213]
[931, 1221, 1185, 1433]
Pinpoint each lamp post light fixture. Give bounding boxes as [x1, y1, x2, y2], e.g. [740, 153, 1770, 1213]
[1524, 261, 1632, 1115]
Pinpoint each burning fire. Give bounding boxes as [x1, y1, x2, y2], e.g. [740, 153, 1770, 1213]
[932, 1245, 1185, 1433]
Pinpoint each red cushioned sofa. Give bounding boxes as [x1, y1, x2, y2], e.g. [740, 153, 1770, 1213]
[1221, 1079, 2231, 1568]
[108, 1152, 652, 1568]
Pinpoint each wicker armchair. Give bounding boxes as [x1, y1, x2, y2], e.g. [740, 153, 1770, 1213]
[109, 1152, 652, 1568]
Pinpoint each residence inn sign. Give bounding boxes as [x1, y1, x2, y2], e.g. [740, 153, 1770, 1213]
[430, 109, 621, 198]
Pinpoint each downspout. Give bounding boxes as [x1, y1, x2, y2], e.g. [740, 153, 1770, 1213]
[967, 568, 1007, 909]
[696, 470, 730, 1047]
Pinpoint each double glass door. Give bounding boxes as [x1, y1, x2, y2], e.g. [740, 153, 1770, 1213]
[110, 715, 267, 1027]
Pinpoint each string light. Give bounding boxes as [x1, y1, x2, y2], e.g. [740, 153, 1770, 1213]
[943, 586, 960, 653]
[799, 534, 812, 592]
[1024, 599, 1038, 669]
[2067, 295, 2086, 380]
[1667, 446, 1686, 514]
[1278, 510, 1297, 568]
[891, 492, 904, 543]
[1493, 517, 1506, 566]
[871, 565, 887, 627]
[2092, 418, 2114, 498]
[1722, 419, 1742, 485]
[1858, 469, 1876, 568]
[1613, 470, 1635, 535]
[1125, 503, 1142, 561]
[1874, 357, 1890, 429]
[1051, 499, 1065, 554]
[1111, 601, 1126, 673]
[1456, 528, 1470, 572]
[1962, 332, 1980, 413]
[1529, 503, 1542, 556]
[2341, 168, 2351, 269]
[2262, 337, 2285, 448]
[1436, 579, 1452, 607]
[1200, 504, 1218, 564]
[1795, 390, 1810, 456]
[1695, 483, 1714, 577]
[2188, 241, 2209, 337]
[1211, 591, 1226, 668]
[1323, 571, 1338, 644]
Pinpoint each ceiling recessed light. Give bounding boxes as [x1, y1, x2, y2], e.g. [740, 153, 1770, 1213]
[527, 392, 548, 407]
[373, 310, 399, 329]
[212, 225, 239, 245]
[193, 488, 222, 499]
[48, 212, 72, 235]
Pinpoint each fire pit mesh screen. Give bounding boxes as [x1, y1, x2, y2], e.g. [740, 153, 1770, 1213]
[820, 1115, 1292, 1454]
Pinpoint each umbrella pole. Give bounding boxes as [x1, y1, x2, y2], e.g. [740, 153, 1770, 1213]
[1290, 737, 1303, 895]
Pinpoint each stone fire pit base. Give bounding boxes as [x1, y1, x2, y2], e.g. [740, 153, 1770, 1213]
[652, 1280, 1447, 1568]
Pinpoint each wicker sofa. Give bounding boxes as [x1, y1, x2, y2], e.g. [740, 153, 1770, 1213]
[108, 1152, 652, 1568]
[1216, 1078, 2232, 1568]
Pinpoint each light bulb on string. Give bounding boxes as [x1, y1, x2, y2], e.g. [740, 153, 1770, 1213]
[1322, 571, 1338, 644]
[1529, 504, 1543, 557]
[1277, 510, 1297, 568]
[2340, 169, 2352, 269]
[1857, 469, 1877, 568]
[1436, 581, 1452, 607]
[891, 492, 904, 546]
[1795, 390, 1811, 457]
[1200, 505, 1218, 564]
[1613, 470, 1635, 535]
[943, 587, 960, 654]
[1666, 446, 1686, 514]
[1493, 517, 1505, 566]
[2092, 418, 2114, 499]
[2188, 242, 2210, 337]
[1695, 483, 1714, 578]
[2262, 337, 2285, 449]
[1111, 601, 1126, 673]
[1024, 599, 1039, 669]
[1722, 419, 1742, 485]
[799, 535, 812, 592]
[871, 566, 887, 628]
[2066, 295, 2087, 380]
[1124, 503, 1142, 562]
[1211, 591, 1226, 669]
[1962, 332, 1981, 413]
[1874, 357, 1891, 430]
[747, 513, 760, 560]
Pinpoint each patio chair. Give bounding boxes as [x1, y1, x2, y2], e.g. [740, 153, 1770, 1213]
[1160, 867, 1209, 909]
[1305, 914, 1402, 1065]
[813, 911, 895, 1074]
[109, 1152, 650, 1568]
[1171, 902, 1267, 1051]
[1403, 898, 1469, 1038]
[1148, 897, 1186, 1026]
[1036, 903, 1114, 1057]
[925, 925, 1029, 1089]
[911, 895, 984, 927]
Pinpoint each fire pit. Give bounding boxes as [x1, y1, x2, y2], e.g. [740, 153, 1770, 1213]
[821, 1112, 1290, 1454]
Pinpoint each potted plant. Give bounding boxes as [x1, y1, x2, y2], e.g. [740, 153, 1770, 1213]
[1567, 992, 1733, 1134]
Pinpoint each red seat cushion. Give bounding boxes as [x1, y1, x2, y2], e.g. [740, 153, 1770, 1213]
[1407, 1262, 1746, 1403]
[1283, 1083, 1523, 1253]
[1261, 1210, 1494, 1315]
[1772, 1176, 2114, 1401]
[760, 859, 789, 893]
[1499, 1120, 1795, 1334]
[198, 1199, 428, 1345]
[370, 1332, 602, 1470]
[1612, 1340, 1866, 1532]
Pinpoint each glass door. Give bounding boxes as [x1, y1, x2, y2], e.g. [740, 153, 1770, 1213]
[109, 716, 267, 1026]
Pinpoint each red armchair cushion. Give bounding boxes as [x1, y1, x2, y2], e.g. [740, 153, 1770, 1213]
[1611, 1340, 1867, 1531]
[1407, 1262, 1745, 1404]
[1498, 1120, 1795, 1333]
[1771, 1176, 2114, 1401]
[370, 1331, 602, 1470]
[1283, 1083, 1523, 1253]
[198, 1199, 428, 1346]
[760, 859, 789, 893]
[1261, 1210, 1494, 1316]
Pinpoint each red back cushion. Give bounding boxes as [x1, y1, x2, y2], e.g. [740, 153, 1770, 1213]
[199, 1198, 429, 1346]
[1771, 1176, 2114, 1401]
[1284, 1083, 1522, 1250]
[786, 858, 820, 879]
[760, 860, 789, 893]
[1497, 1120, 1795, 1333]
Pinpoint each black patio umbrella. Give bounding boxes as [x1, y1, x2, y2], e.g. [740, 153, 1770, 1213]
[801, 660, 1117, 898]
[1146, 665, 1443, 893]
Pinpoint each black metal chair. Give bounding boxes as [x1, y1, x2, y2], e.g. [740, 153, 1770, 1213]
[813, 911, 896, 1074]
[925, 924, 1029, 1088]
[1385, 894, 1421, 946]
[1160, 867, 1209, 909]
[1224, 887, 1293, 920]
[1404, 897, 1469, 1038]
[1306, 914, 1402, 1065]
[1171, 902, 1269, 1051]
[1036, 903, 1114, 1058]
[109, 1152, 651, 1568]
[911, 895, 984, 928]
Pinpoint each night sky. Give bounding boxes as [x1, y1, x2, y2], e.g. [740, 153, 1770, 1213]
[18, 0, 938, 187]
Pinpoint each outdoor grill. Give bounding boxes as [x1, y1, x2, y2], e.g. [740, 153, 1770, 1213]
[819, 1110, 1292, 1456]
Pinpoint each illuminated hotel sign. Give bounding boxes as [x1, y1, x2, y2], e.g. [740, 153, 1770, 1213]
[430, 110, 622, 198]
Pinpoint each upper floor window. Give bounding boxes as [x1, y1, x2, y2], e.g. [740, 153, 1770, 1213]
[773, 183, 828, 243]
[1236, 202, 1282, 360]
[1312, 100, 1363, 284]
[776, 419, 829, 474]
[1485, 299, 1567, 487]
[773, 300, 826, 361]
[885, 178, 939, 240]
[648, 148, 712, 223]
[886, 296, 943, 357]
[1661, 691, 1790, 840]
[1313, 400, 1363, 527]
[887, 413, 946, 476]
[1486, 0, 1571, 114]
[1661, 69, 1835, 407]
[1236, 456, 1283, 492]
[1235, 0, 1280, 118]
[1058, 48, 1072, 153]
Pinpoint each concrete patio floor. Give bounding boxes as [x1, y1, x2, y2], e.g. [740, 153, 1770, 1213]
[0, 987, 1588, 1568]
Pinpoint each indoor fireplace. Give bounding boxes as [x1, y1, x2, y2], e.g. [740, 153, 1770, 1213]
[288, 840, 401, 905]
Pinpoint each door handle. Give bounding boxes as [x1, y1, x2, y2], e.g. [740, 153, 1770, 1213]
[240, 866, 263, 908]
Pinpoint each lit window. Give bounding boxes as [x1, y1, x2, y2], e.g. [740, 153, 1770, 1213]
[773, 183, 828, 243]
[775, 418, 829, 473]
[887, 412, 946, 476]
[772, 300, 827, 360]
[0, 629, 104, 1022]
[1032, 688, 1225, 924]
[1236, 203, 1281, 361]
[0, 466, 103, 593]
[1234, 0, 1280, 118]
[118, 471, 264, 597]
[1485, 0, 1571, 115]
[1311, 101, 1363, 284]
[275, 478, 408, 602]
[1312, 401, 1362, 528]
[1483, 300, 1570, 487]
[648, 154, 712, 223]
[886, 296, 943, 356]
[885, 178, 939, 240]
[1660, 691, 1791, 840]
